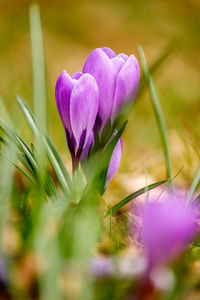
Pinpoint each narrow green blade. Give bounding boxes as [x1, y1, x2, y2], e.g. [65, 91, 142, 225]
[30, 3, 47, 132]
[106, 179, 167, 216]
[136, 41, 177, 99]
[137, 45, 173, 182]
[187, 165, 200, 203]
[17, 96, 71, 196]
[0, 152, 35, 185]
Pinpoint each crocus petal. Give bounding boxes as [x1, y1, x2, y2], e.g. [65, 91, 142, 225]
[83, 48, 116, 130]
[106, 138, 122, 186]
[72, 72, 83, 80]
[117, 53, 128, 61]
[111, 55, 140, 121]
[102, 47, 116, 58]
[111, 57, 125, 74]
[80, 131, 94, 161]
[70, 73, 99, 148]
[142, 196, 197, 269]
[55, 70, 74, 133]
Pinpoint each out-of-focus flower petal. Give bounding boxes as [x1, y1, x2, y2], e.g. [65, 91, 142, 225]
[106, 137, 122, 186]
[142, 195, 197, 270]
[111, 55, 140, 121]
[102, 47, 116, 58]
[70, 74, 99, 148]
[117, 53, 128, 61]
[90, 257, 114, 278]
[83, 48, 116, 130]
[55, 70, 74, 133]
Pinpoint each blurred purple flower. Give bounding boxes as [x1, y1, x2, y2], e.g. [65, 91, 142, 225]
[106, 137, 122, 186]
[90, 257, 114, 278]
[55, 71, 99, 169]
[82, 47, 140, 133]
[141, 194, 197, 270]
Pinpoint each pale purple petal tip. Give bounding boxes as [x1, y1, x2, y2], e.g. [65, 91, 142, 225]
[111, 57, 125, 74]
[102, 47, 116, 58]
[72, 72, 83, 80]
[117, 53, 129, 61]
[106, 137, 123, 186]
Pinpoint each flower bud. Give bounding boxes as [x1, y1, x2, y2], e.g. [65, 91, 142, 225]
[55, 71, 99, 166]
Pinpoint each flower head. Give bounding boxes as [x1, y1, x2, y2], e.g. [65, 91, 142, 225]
[141, 194, 197, 270]
[55, 71, 99, 168]
[82, 47, 140, 133]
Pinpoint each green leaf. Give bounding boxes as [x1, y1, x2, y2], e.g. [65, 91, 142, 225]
[16, 96, 38, 136]
[0, 142, 16, 234]
[136, 41, 177, 100]
[0, 121, 38, 172]
[44, 172, 61, 201]
[0, 152, 35, 185]
[106, 179, 167, 216]
[137, 45, 173, 183]
[187, 165, 200, 203]
[17, 96, 72, 197]
[30, 3, 47, 133]
[16, 135, 38, 171]
[89, 121, 127, 195]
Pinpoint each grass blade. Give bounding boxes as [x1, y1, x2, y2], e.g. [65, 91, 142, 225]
[136, 41, 177, 100]
[0, 121, 38, 172]
[17, 96, 72, 196]
[30, 4, 47, 189]
[30, 3, 47, 132]
[0, 152, 35, 185]
[137, 45, 173, 182]
[16, 95, 39, 136]
[106, 179, 167, 216]
[0, 143, 17, 240]
[187, 165, 200, 203]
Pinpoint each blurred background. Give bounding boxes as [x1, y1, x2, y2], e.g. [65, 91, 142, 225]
[0, 0, 200, 202]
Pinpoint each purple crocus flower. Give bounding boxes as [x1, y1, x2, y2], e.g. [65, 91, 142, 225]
[55, 70, 99, 170]
[82, 47, 140, 133]
[141, 194, 197, 270]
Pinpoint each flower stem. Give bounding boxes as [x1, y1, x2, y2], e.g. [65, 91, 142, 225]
[72, 156, 79, 175]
